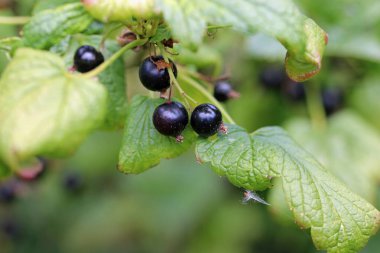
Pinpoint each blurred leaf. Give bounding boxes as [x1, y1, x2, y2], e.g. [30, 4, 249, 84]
[349, 76, 380, 130]
[0, 160, 10, 178]
[156, 0, 327, 81]
[0, 37, 23, 56]
[118, 96, 196, 174]
[326, 29, 380, 63]
[82, 0, 157, 22]
[196, 124, 380, 253]
[0, 48, 107, 169]
[33, 0, 79, 13]
[285, 111, 380, 202]
[23, 3, 93, 49]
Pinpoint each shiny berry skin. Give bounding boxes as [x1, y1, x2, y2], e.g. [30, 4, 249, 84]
[139, 55, 177, 92]
[152, 101, 188, 138]
[214, 81, 232, 102]
[191, 103, 222, 137]
[74, 45, 104, 73]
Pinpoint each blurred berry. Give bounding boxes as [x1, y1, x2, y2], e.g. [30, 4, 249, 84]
[63, 172, 84, 193]
[283, 81, 306, 101]
[322, 88, 343, 116]
[259, 66, 287, 90]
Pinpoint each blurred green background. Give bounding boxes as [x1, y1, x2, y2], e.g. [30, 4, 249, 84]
[1, 0, 380, 252]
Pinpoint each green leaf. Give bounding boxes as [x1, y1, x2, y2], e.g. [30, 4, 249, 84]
[33, 0, 79, 14]
[196, 124, 380, 253]
[0, 48, 107, 169]
[118, 96, 196, 174]
[62, 35, 127, 129]
[98, 41, 127, 129]
[23, 3, 93, 49]
[0, 37, 24, 56]
[285, 111, 380, 203]
[0, 160, 10, 178]
[149, 25, 172, 43]
[82, 0, 157, 22]
[156, 0, 327, 81]
[349, 76, 380, 130]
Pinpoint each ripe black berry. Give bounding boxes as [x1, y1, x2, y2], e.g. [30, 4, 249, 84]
[322, 88, 343, 116]
[191, 103, 223, 137]
[214, 81, 239, 102]
[259, 66, 286, 90]
[139, 55, 177, 92]
[152, 101, 188, 141]
[74, 45, 104, 73]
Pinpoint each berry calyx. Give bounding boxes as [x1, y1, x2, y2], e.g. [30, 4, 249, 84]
[152, 101, 188, 141]
[74, 45, 104, 73]
[214, 81, 240, 102]
[139, 55, 177, 92]
[191, 103, 223, 137]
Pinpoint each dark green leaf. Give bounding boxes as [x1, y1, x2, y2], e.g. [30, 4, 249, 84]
[0, 48, 107, 169]
[196, 124, 380, 253]
[23, 3, 93, 49]
[118, 96, 196, 174]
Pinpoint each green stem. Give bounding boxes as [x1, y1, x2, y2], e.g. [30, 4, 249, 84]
[305, 83, 327, 131]
[179, 74, 236, 125]
[159, 43, 194, 108]
[0, 16, 30, 25]
[82, 38, 148, 78]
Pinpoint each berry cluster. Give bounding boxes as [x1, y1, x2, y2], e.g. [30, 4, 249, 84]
[138, 55, 225, 141]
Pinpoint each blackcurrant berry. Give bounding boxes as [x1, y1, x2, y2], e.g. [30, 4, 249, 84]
[191, 103, 223, 137]
[139, 55, 177, 92]
[214, 81, 239, 102]
[74, 45, 104, 73]
[259, 66, 286, 90]
[284, 81, 306, 102]
[322, 88, 343, 116]
[152, 101, 188, 140]
[63, 171, 84, 194]
[0, 181, 16, 203]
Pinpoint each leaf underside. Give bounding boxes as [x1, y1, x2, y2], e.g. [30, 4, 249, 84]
[196, 124, 380, 253]
[155, 0, 327, 81]
[118, 96, 196, 174]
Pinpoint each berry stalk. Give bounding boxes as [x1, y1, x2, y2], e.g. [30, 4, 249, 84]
[0, 16, 30, 25]
[178, 74, 236, 125]
[82, 37, 149, 78]
[305, 82, 327, 131]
